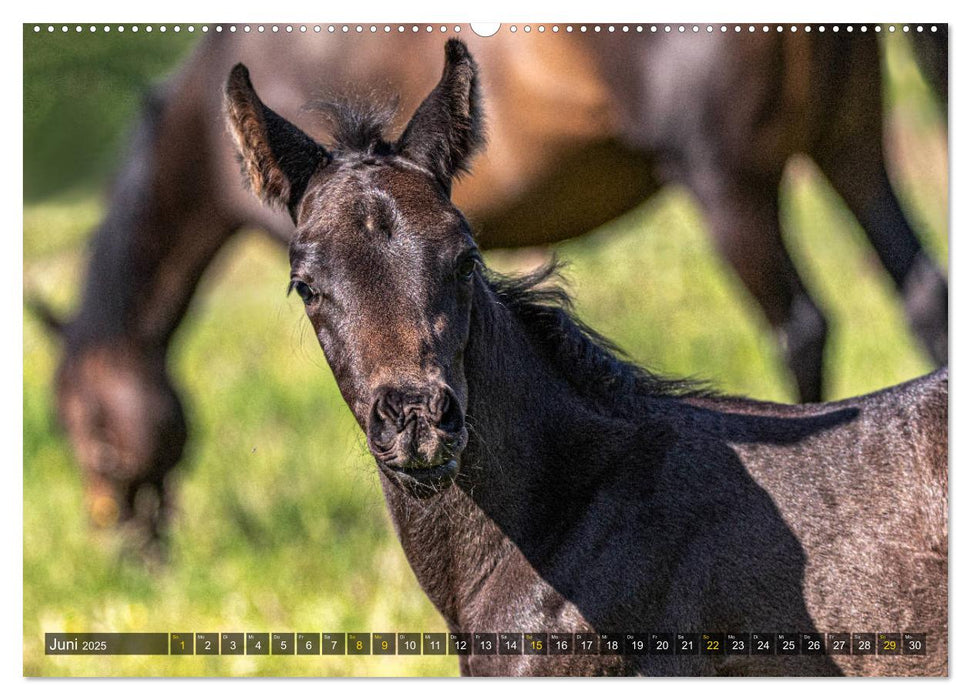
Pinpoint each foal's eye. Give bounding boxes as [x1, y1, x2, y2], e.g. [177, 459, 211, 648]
[457, 256, 479, 281]
[289, 280, 317, 305]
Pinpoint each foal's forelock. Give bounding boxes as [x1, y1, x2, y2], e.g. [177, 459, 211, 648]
[306, 95, 399, 155]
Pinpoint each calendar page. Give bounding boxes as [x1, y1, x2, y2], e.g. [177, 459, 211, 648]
[22, 19, 949, 678]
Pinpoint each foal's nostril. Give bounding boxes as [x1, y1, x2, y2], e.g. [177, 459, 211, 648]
[436, 388, 464, 435]
[368, 387, 407, 449]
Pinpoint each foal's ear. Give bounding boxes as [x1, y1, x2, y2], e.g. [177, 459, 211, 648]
[225, 64, 330, 220]
[396, 39, 485, 192]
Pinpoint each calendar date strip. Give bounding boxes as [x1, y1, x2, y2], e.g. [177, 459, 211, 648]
[45, 631, 926, 656]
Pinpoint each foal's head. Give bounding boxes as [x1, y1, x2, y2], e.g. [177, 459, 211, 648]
[226, 40, 485, 493]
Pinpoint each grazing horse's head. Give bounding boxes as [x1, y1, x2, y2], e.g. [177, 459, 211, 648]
[27, 302, 186, 550]
[226, 40, 484, 493]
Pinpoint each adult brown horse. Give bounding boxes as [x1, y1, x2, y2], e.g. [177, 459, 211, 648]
[224, 40, 948, 675]
[37, 26, 947, 545]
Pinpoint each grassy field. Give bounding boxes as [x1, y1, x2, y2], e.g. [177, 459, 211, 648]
[22, 30, 946, 676]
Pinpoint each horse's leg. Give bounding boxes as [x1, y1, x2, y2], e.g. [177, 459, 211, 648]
[689, 172, 828, 403]
[811, 100, 948, 368]
[910, 27, 948, 109]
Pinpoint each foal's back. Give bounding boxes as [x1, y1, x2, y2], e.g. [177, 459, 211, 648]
[678, 368, 947, 675]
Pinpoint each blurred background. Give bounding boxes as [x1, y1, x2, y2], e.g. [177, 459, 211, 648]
[23, 26, 946, 676]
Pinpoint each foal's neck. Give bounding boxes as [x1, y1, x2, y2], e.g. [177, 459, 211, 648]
[379, 277, 644, 629]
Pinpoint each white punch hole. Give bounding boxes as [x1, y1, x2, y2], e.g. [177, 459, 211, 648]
[470, 23, 501, 37]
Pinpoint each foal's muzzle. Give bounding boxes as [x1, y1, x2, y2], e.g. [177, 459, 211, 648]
[366, 384, 467, 485]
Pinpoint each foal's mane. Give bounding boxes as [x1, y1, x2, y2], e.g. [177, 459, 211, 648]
[487, 262, 713, 410]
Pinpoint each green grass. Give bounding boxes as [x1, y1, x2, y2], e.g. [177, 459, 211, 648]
[23, 25, 197, 201]
[22, 32, 946, 676]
